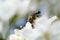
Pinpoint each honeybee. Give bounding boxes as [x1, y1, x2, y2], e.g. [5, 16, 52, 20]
[28, 11, 41, 28]
[20, 11, 41, 29]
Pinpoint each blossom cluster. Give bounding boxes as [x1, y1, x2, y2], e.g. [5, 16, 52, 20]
[8, 12, 57, 40]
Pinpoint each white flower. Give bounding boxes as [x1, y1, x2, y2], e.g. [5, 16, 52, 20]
[24, 22, 32, 30]
[8, 29, 25, 40]
[34, 12, 57, 33]
[0, 0, 17, 21]
[8, 12, 58, 40]
[21, 22, 33, 40]
[21, 22, 44, 40]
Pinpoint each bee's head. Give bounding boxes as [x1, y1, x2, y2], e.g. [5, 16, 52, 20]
[32, 11, 41, 20]
[27, 11, 41, 23]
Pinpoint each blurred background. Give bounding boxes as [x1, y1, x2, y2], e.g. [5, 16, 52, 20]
[0, 0, 60, 40]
